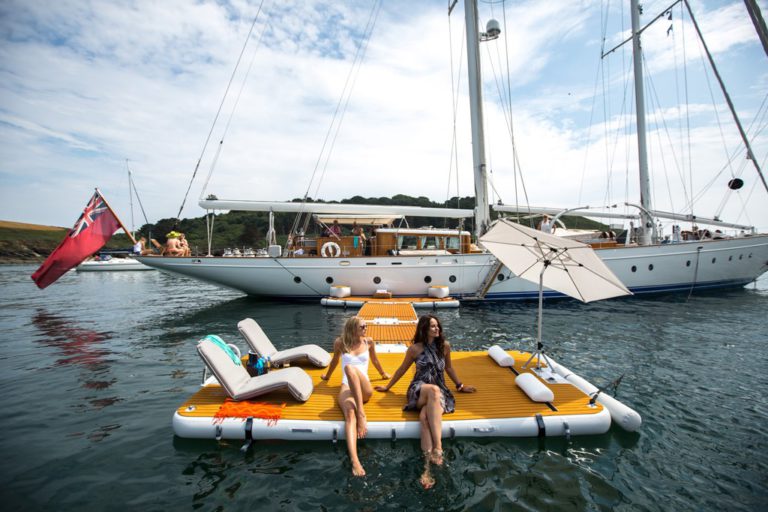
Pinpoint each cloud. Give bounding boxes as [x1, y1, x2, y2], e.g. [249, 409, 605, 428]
[0, 0, 765, 234]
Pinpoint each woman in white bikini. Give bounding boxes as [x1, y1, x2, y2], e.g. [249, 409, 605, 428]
[321, 316, 389, 476]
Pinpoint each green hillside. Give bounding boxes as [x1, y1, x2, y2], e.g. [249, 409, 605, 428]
[1, 195, 609, 262]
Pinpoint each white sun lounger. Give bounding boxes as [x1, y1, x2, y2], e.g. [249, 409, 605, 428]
[237, 318, 331, 368]
[197, 336, 313, 402]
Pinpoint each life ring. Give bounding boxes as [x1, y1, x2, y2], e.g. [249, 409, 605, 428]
[321, 241, 341, 258]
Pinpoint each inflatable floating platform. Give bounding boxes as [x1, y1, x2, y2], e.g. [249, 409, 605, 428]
[173, 301, 640, 442]
[321, 285, 460, 308]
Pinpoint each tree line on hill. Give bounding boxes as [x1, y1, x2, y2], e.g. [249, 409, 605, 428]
[0, 194, 610, 261]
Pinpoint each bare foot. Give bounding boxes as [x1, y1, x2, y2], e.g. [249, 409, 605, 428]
[419, 469, 435, 489]
[430, 449, 444, 466]
[352, 460, 366, 477]
[356, 412, 367, 438]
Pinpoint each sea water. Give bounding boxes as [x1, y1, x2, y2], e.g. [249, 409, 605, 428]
[0, 264, 766, 510]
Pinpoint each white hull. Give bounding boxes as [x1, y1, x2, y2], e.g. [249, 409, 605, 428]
[172, 408, 611, 441]
[77, 258, 155, 272]
[139, 235, 768, 300]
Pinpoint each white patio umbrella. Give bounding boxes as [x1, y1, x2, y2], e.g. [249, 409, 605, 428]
[479, 219, 631, 368]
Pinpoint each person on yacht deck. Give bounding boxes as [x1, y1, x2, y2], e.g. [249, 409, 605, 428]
[329, 219, 342, 239]
[376, 314, 476, 489]
[321, 316, 389, 477]
[133, 236, 149, 255]
[178, 233, 191, 256]
[164, 232, 184, 256]
[538, 215, 555, 234]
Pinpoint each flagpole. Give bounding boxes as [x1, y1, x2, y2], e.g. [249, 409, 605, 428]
[97, 188, 138, 245]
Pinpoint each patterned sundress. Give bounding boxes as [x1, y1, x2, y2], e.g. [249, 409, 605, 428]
[403, 341, 455, 414]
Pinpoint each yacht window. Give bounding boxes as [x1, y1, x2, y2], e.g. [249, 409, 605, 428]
[419, 236, 440, 250]
[397, 235, 418, 250]
[445, 237, 460, 251]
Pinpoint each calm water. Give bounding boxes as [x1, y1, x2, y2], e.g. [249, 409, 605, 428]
[0, 264, 766, 511]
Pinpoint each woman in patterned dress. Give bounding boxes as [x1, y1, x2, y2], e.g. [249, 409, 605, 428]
[376, 314, 476, 488]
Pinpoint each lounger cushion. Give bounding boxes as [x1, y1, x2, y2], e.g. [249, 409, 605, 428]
[233, 366, 313, 402]
[198, 338, 250, 398]
[238, 318, 331, 368]
[237, 318, 278, 358]
[269, 345, 332, 368]
[197, 338, 314, 402]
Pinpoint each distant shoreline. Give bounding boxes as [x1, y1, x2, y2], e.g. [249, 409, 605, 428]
[0, 219, 134, 264]
[1, 258, 41, 265]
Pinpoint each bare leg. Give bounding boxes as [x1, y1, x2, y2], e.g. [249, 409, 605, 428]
[344, 365, 373, 438]
[418, 407, 433, 454]
[418, 407, 435, 489]
[419, 450, 435, 490]
[338, 387, 365, 477]
[416, 385, 444, 466]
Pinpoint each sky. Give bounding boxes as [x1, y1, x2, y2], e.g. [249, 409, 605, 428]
[1, 0, 766, 233]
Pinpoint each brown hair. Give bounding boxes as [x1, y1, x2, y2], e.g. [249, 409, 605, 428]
[412, 314, 445, 358]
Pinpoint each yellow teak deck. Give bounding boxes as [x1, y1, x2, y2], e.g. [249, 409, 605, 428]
[175, 351, 607, 439]
[173, 301, 616, 440]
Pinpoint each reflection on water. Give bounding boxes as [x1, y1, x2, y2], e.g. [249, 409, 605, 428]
[32, 309, 114, 369]
[31, 309, 121, 416]
[2, 266, 765, 511]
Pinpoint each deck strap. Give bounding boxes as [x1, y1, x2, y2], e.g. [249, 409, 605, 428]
[535, 413, 546, 437]
[240, 417, 254, 452]
[245, 417, 254, 441]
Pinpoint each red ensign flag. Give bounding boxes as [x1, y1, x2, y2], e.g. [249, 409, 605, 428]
[31, 191, 122, 289]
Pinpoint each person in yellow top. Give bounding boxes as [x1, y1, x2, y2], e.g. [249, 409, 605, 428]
[164, 231, 184, 256]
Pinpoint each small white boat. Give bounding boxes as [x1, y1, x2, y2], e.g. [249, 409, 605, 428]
[77, 257, 155, 272]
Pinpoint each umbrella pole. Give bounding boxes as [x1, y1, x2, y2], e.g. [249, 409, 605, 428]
[537, 266, 544, 351]
[524, 263, 552, 371]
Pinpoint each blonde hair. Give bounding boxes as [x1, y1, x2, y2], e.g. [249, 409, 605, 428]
[340, 316, 363, 353]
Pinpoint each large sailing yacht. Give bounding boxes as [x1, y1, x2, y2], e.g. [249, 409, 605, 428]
[139, 0, 768, 300]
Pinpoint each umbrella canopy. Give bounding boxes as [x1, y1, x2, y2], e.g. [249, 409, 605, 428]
[479, 219, 631, 302]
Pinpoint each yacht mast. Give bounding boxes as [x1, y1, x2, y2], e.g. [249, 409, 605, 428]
[464, 0, 491, 238]
[630, 0, 654, 245]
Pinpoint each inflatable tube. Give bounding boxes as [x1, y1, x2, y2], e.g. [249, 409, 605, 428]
[515, 373, 554, 402]
[320, 242, 341, 258]
[550, 361, 642, 432]
[329, 285, 351, 298]
[172, 408, 611, 440]
[428, 285, 450, 298]
[488, 345, 515, 367]
[320, 298, 460, 308]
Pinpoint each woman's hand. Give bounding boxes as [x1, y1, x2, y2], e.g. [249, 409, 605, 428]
[375, 385, 389, 392]
[459, 384, 476, 393]
[320, 373, 329, 381]
[380, 372, 390, 380]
